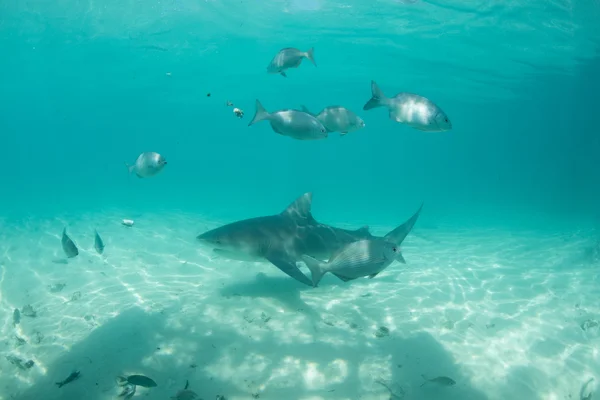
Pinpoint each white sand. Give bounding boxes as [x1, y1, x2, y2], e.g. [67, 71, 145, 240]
[0, 210, 599, 400]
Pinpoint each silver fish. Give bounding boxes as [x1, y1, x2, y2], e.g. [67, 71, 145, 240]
[126, 152, 167, 178]
[61, 228, 79, 258]
[301, 239, 401, 287]
[300, 105, 365, 135]
[267, 47, 316, 77]
[248, 100, 328, 141]
[363, 81, 452, 132]
[94, 230, 104, 255]
[420, 375, 456, 387]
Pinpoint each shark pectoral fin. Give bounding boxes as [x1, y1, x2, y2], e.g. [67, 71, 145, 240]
[368, 273, 379, 279]
[396, 252, 406, 264]
[265, 253, 313, 287]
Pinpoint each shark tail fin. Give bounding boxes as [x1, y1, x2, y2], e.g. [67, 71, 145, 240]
[363, 80, 389, 111]
[248, 100, 270, 126]
[301, 255, 327, 287]
[384, 202, 424, 263]
[305, 47, 316, 66]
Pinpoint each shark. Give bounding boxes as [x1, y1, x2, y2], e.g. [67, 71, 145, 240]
[196, 192, 423, 287]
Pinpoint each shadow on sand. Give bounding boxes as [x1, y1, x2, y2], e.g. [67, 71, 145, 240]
[12, 281, 501, 400]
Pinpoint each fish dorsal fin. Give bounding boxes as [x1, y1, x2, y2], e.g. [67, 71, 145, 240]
[282, 192, 313, 220]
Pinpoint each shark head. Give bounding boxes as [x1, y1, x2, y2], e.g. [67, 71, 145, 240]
[196, 192, 315, 258]
[196, 220, 260, 256]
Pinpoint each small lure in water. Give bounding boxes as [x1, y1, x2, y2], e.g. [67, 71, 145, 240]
[420, 374, 456, 387]
[233, 107, 244, 118]
[94, 230, 105, 255]
[56, 371, 81, 388]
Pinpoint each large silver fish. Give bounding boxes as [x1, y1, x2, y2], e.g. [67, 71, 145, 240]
[300, 105, 365, 136]
[61, 228, 79, 258]
[266, 47, 316, 77]
[363, 81, 452, 132]
[196, 192, 422, 287]
[126, 152, 167, 178]
[301, 239, 400, 287]
[248, 100, 328, 141]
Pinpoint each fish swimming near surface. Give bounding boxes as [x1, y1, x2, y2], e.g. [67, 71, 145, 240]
[94, 230, 104, 255]
[420, 374, 456, 387]
[125, 152, 167, 178]
[301, 238, 402, 287]
[267, 47, 316, 77]
[56, 371, 81, 388]
[248, 100, 328, 141]
[61, 228, 79, 258]
[363, 81, 452, 132]
[300, 105, 366, 135]
[196, 192, 422, 287]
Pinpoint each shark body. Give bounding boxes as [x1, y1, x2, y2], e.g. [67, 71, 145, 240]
[196, 193, 422, 286]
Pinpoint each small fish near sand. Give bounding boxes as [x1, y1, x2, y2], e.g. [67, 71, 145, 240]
[267, 47, 316, 77]
[6, 355, 35, 370]
[125, 152, 167, 178]
[48, 283, 67, 293]
[363, 81, 452, 132]
[300, 105, 366, 136]
[13, 308, 20, 326]
[56, 371, 81, 388]
[248, 100, 328, 141]
[301, 239, 402, 287]
[22, 304, 37, 318]
[420, 374, 456, 387]
[118, 383, 136, 399]
[117, 374, 157, 388]
[171, 380, 199, 400]
[61, 228, 79, 258]
[94, 230, 105, 254]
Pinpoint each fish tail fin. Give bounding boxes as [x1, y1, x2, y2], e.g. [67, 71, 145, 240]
[384, 202, 424, 263]
[363, 80, 389, 110]
[300, 105, 315, 116]
[125, 162, 135, 174]
[301, 255, 327, 287]
[248, 100, 270, 126]
[56, 382, 63, 388]
[420, 374, 429, 387]
[305, 47, 316, 66]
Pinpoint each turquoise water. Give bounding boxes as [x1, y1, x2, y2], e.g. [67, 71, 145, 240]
[1, 1, 600, 399]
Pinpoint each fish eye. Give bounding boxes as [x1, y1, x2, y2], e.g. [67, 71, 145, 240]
[392, 246, 398, 252]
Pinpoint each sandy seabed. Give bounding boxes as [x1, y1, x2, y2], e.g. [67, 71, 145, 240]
[0, 209, 599, 400]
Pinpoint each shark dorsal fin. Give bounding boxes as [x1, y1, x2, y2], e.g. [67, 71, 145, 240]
[356, 225, 370, 234]
[282, 192, 313, 220]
